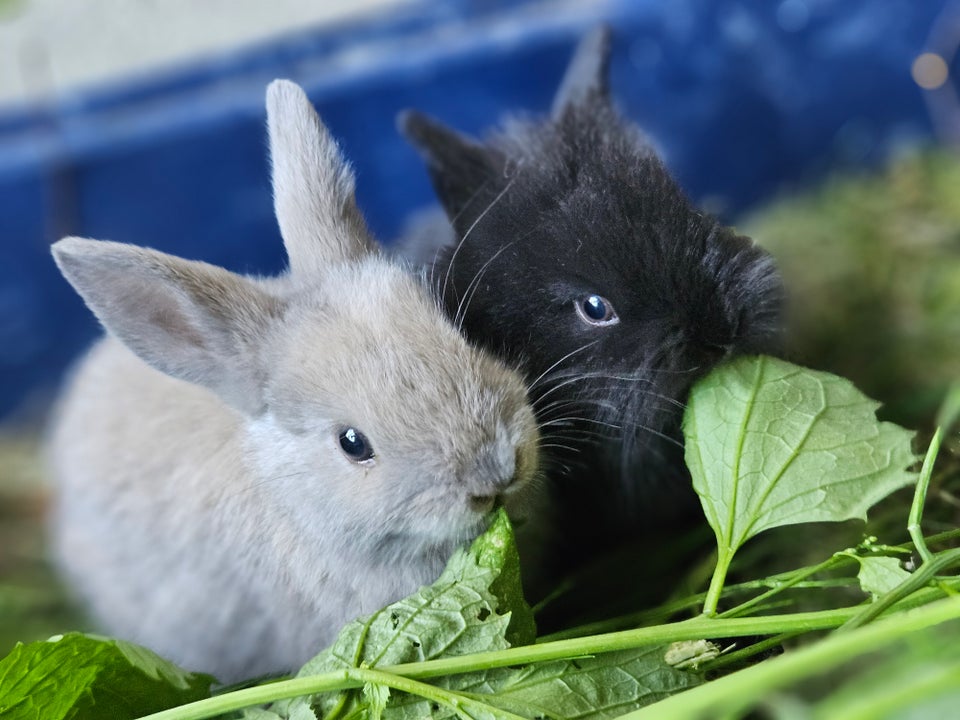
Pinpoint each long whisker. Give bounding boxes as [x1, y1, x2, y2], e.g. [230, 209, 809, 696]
[539, 416, 623, 431]
[536, 397, 620, 420]
[538, 442, 582, 454]
[442, 175, 519, 308]
[454, 242, 515, 331]
[528, 341, 601, 394]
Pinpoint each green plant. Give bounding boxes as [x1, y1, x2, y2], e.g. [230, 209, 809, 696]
[2, 356, 958, 720]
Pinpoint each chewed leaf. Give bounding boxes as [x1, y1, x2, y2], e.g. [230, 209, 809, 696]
[684, 356, 917, 555]
[267, 510, 533, 719]
[364, 679, 390, 720]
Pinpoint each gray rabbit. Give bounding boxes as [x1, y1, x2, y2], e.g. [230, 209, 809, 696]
[48, 80, 544, 682]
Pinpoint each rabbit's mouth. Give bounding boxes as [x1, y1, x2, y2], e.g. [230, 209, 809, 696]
[468, 493, 501, 514]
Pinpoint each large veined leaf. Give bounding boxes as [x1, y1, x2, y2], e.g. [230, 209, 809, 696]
[266, 510, 533, 718]
[685, 355, 917, 556]
[684, 355, 917, 614]
[0, 633, 213, 720]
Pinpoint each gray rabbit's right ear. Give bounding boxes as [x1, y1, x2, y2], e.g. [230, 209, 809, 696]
[266, 80, 375, 275]
[398, 110, 505, 232]
[52, 237, 283, 416]
[550, 25, 613, 119]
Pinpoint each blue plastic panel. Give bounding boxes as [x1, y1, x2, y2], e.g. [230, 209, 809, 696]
[0, 0, 952, 420]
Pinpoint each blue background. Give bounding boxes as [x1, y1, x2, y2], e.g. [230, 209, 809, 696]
[0, 0, 954, 421]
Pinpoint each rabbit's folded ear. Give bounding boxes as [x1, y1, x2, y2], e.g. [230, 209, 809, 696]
[52, 237, 283, 415]
[550, 25, 613, 119]
[266, 79, 375, 275]
[398, 110, 505, 234]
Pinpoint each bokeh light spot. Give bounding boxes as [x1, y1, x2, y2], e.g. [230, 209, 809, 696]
[912, 53, 949, 90]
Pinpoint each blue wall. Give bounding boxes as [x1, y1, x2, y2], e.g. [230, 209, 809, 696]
[0, 0, 952, 420]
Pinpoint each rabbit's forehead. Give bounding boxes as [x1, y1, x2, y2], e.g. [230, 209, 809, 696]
[272, 264, 525, 438]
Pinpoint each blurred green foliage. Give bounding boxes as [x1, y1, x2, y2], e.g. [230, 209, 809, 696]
[744, 150, 960, 430]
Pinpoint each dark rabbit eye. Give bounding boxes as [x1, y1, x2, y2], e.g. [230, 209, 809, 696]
[338, 427, 375, 463]
[576, 294, 619, 326]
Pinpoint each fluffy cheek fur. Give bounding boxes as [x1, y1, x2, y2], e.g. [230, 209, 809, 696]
[242, 414, 385, 550]
[242, 414, 486, 552]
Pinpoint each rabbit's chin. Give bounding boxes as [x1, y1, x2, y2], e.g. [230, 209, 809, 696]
[418, 511, 493, 546]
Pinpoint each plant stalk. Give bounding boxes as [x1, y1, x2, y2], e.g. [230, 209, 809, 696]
[618, 595, 960, 720]
[907, 427, 942, 565]
[702, 545, 734, 616]
[138, 582, 957, 720]
[135, 606, 868, 720]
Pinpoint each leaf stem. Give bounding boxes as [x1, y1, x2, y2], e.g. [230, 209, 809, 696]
[700, 631, 800, 673]
[349, 667, 530, 720]
[907, 428, 942, 565]
[135, 607, 866, 720]
[137, 585, 957, 720]
[718, 555, 845, 619]
[702, 545, 734, 617]
[542, 559, 859, 642]
[137, 666, 529, 720]
[617, 595, 960, 720]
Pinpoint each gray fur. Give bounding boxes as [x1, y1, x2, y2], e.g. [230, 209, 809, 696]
[48, 80, 544, 682]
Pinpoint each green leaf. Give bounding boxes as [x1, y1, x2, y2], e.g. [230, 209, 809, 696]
[250, 510, 698, 720]
[856, 557, 913, 600]
[685, 355, 917, 548]
[267, 510, 533, 718]
[0, 632, 213, 720]
[384, 646, 702, 720]
[363, 678, 390, 720]
[239, 511, 700, 720]
[684, 356, 917, 613]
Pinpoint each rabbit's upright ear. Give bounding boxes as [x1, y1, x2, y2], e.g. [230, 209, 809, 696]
[52, 237, 283, 415]
[398, 110, 505, 235]
[550, 25, 613, 119]
[266, 80, 375, 275]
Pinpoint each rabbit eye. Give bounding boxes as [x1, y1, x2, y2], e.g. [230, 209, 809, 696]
[576, 294, 619, 326]
[338, 427, 375, 463]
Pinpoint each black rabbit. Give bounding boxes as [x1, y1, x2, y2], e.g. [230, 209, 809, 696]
[396, 28, 784, 581]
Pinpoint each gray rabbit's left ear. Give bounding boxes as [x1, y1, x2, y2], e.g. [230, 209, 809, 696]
[550, 25, 613, 119]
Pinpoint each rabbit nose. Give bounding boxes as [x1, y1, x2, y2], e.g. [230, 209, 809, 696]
[465, 437, 519, 498]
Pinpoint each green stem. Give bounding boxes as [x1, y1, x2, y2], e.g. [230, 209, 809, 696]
[352, 667, 529, 720]
[700, 632, 800, 673]
[702, 545, 735, 617]
[138, 585, 955, 720]
[907, 428, 942, 565]
[540, 571, 854, 642]
[920, 527, 960, 548]
[139, 666, 527, 720]
[618, 595, 960, 720]
[135, 607, 861, 720]
[545, 526, 959, 643]
[718, 554, 845, 619]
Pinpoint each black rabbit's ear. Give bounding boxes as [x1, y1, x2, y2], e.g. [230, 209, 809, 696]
[551, 25, 613, 119]
[398, 110, 503, 226]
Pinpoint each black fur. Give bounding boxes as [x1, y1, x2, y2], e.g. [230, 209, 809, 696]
[398, 27, 784, 574]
